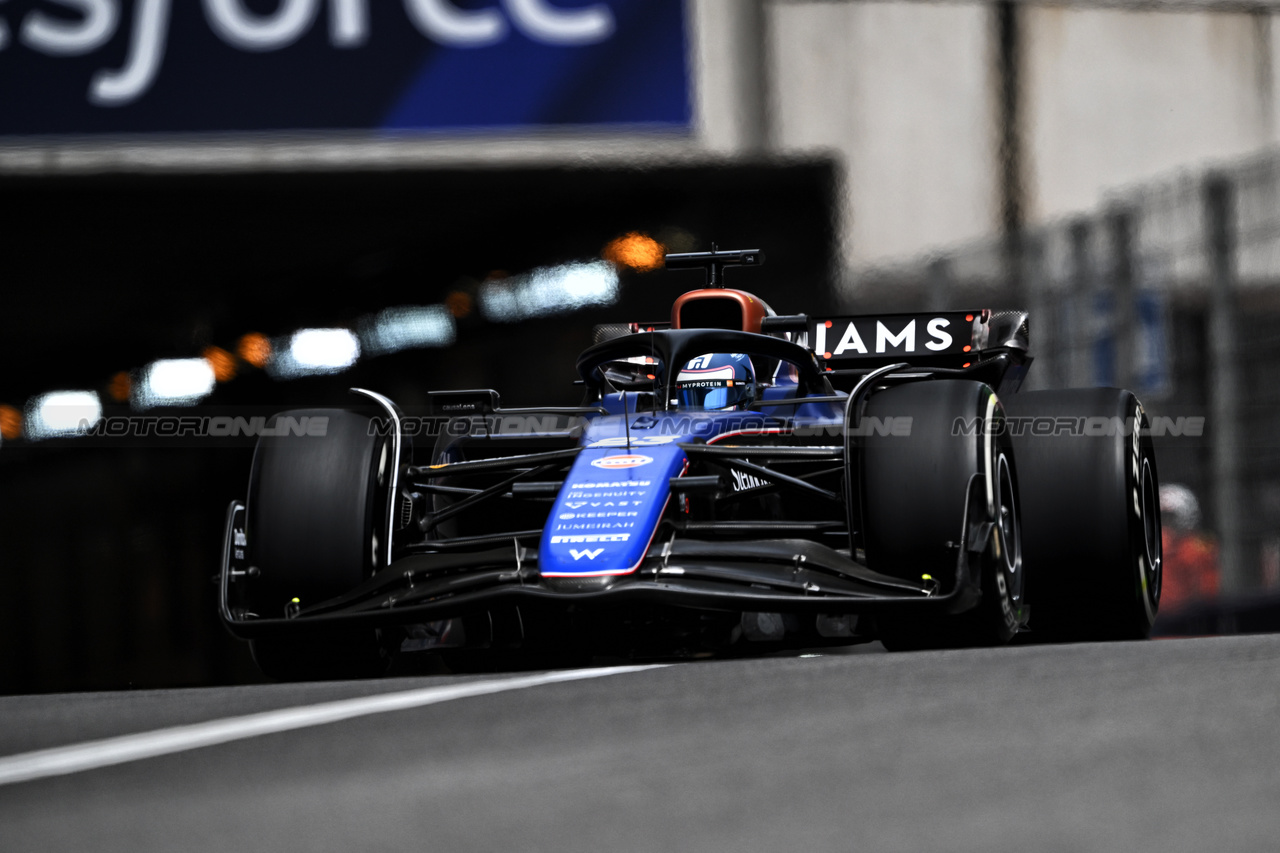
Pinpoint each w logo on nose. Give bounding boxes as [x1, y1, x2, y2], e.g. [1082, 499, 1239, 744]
[570, 548, 604, 561]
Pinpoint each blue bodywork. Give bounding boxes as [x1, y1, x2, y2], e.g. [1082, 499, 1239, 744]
[538, 389, 844, 577]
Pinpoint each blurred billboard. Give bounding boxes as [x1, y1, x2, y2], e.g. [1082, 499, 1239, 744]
[0, 0, 689, 133]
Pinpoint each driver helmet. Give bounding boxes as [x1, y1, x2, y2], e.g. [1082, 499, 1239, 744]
[675, 353, 756, 410]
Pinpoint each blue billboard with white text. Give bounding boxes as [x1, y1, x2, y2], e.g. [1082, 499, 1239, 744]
[0, 0, 689, 134]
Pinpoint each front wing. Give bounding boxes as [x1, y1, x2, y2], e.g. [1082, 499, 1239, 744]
[218, 474, 992, 640]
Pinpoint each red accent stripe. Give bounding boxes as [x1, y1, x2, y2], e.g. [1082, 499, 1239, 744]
[707, 428, 793, 445]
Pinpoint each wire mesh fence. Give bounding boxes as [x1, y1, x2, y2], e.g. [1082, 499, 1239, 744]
[842, 149, 1280, 608]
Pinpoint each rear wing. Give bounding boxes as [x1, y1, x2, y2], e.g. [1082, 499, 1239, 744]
[762, 309, 1029, 371]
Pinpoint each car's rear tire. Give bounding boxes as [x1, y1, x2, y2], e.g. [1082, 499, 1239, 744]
[245, 408, 394, 680]
[860, 380, 1025, 650]
[1004, 388, 1161, 641]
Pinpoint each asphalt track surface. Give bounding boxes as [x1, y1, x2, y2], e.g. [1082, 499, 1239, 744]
[2, 634, 1279, 852]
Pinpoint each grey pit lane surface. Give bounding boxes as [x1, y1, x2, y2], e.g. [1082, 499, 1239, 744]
[2, 635, 1279, 853]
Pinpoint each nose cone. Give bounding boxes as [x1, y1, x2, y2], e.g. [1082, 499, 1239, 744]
[538, 442, 686, 577]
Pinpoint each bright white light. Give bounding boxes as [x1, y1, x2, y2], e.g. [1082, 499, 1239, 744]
[360, 305, 456, 356]
[25, 391, 103, 439]
[480, 260, 619, 322]
[133, 358, 217, 409]
[269, 328, 361, 379]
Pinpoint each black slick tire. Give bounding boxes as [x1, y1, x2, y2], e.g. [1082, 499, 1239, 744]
[245, 408, 394, 680]
[860, 380, 1025, 650]
[1003, 388, 1162, 641]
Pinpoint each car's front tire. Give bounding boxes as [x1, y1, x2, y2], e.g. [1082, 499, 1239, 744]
[245, 408, 395, 680]
[859, 380, 1025, 650]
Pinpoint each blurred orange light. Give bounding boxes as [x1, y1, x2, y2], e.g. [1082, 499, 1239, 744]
[203, 346, 237, 382]
[108, 371, 131, 403]
[0, 405, 21, 441]
[603, 232, 665, 272]
[237, 333, 272, 369]
[446, 291, 473, 319]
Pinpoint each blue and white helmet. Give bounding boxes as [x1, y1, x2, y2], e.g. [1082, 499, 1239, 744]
[675, 353, 756, 410]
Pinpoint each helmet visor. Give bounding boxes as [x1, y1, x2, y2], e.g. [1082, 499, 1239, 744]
[676, 364, 746, 410]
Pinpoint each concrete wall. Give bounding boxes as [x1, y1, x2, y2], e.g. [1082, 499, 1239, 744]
[769, 1, 998, 265]
[1022, 7, 1277, 221]
[765, 2, 1280, 272]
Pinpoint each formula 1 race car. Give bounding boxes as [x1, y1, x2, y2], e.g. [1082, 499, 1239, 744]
[219, 249, 1163, 680]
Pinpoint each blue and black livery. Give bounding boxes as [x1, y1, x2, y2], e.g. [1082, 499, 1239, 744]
[219, 248, 1164, 678]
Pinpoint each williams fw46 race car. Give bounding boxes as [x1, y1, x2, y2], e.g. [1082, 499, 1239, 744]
[219, 249, 1163, 680]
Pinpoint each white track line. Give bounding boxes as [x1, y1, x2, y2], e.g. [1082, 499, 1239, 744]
[0, 664, 665, 787]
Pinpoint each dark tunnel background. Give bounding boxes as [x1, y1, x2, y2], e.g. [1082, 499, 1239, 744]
[0, 159, 840, 693]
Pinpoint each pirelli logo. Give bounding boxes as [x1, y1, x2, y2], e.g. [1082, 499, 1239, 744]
[551, 534, 631, 544]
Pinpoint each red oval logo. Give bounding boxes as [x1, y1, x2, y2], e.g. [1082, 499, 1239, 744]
[589, 454, 653, 469]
